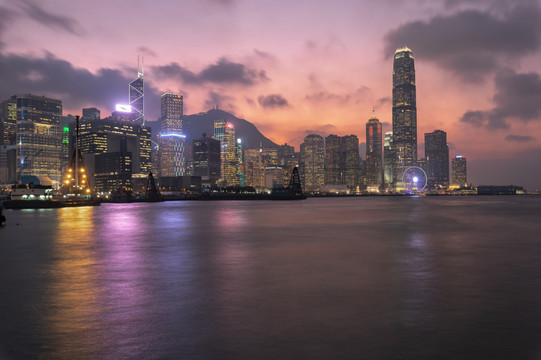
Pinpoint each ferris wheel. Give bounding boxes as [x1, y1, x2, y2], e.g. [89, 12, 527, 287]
[401, 166, 427, 193]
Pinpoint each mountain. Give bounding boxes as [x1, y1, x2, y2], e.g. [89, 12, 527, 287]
[147, 109, 278, 149]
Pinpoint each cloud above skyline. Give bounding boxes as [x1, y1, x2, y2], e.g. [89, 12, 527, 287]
[461, 69, 541, 129]
[258, 94, 289, 108]
[152, 58, 269, 86]
[384, 4, 541, 81]
[17, 0, 85, 36]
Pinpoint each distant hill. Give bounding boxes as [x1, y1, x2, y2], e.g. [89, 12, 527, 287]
[147, 109, 278, 149]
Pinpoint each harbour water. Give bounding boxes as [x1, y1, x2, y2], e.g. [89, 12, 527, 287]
[1, 196, 541, 359]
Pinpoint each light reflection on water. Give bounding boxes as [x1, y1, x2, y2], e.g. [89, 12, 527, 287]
[1, 197, 541, 359]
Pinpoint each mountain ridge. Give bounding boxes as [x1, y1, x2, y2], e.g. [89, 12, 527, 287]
[148, 109, 278, 149]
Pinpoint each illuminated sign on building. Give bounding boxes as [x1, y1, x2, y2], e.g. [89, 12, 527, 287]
[115, 104, 132, 112]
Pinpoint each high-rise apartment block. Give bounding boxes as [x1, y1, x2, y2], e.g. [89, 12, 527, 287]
[452, 155, 467, 187]
[392, 46, 417, 187]
[300, 134, 325, 193]
[366, 113, 383, 186]
[425, 130, 449, 188]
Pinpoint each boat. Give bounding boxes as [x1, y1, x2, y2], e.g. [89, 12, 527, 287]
[0, 205, 5, 227]
[269, 167, 307, 200]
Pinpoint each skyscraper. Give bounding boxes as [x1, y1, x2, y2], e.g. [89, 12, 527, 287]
[15, 94, 63, 185]
[342, 135, 361, 191]
[452, 155, 467, 187]
[366, 112, 383, 187]
[424, 130, 449, 188]
[192, 135, 221, 186]
[392, 46, 417, 187]
[0, 97, 16, 145]
[158, 93, 185, 177]
[300, 134, 324, 193]
[325, 134, 342, 185]
[213, 120, 238, 186]
[129, 58, 144, 125]
[383, 131, 394, 187]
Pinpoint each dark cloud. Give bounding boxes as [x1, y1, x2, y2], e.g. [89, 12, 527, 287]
[152, 58, 268, 86]
[18, 0, 85, 36]
[384, 5, 541, 80]
[204, 91, 237, 113]
[0, 6, 17, 48]
[0, 52, 161, 119]
[258, 94, 289, 108]
[377, 97, 391, 107]
[460, 110, 489, 127]
[137, 46, 157, 58]
[306, 87, 371, 105]
[505, 135, 534, 142]
[306, 92, 350, 104]
[460, 69, 541, 129]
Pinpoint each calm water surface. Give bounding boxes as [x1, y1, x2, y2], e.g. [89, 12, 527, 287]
[1, 196, 541, 359]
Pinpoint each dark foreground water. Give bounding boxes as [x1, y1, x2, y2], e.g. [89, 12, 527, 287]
[1, 196, 541, 360]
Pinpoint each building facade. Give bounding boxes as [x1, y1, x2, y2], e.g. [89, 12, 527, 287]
[452, 155, 467, 187]
[424, 130, 449, 188]
[158, 93, 185, 177]
[383, 131, 394, 188]
[366, 113, 383, 187]
[0, 97, 16, 145]
[300, 134, 325, 193]
[94, 138, 132, 193]
[213, 120, 239, 186]
[15, 94, 63, 185]
[392, 46, 417, 187]
[192, 135, 221, 186]
[76, 117, 151, 191]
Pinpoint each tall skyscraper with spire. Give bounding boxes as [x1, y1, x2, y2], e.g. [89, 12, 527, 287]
[392, 46, 417, 187]
[366, 109, 383, 187]
[129, 57, 144, 125]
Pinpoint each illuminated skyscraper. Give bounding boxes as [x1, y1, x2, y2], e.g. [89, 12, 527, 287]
[0, 97, 16, 145]
[323, 134, 360, 190]
[129, 58, 144, 125]
[325, 134, 342, 185]
[158, 93, 185, 177]
[300, 134, 324, 193]
[366, 112, 383, 186]
[424, 130, 449, 188]
[78, 118, 151, 189]
[452, 155, 467, 187]
[392, 46, 417, 186]
[383, 131, 394, 187]
[213, 120, 238, 186]
[342, 135, 361, 191]
[15, 94, 63, 185]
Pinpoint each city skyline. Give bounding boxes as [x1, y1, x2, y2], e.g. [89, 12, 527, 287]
[0, 0, 540, 189]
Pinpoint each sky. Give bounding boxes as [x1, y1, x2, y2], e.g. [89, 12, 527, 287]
[1, 0, 541, 189]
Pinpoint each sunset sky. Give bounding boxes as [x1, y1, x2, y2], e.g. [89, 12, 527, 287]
[1, 0, 540, 188]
